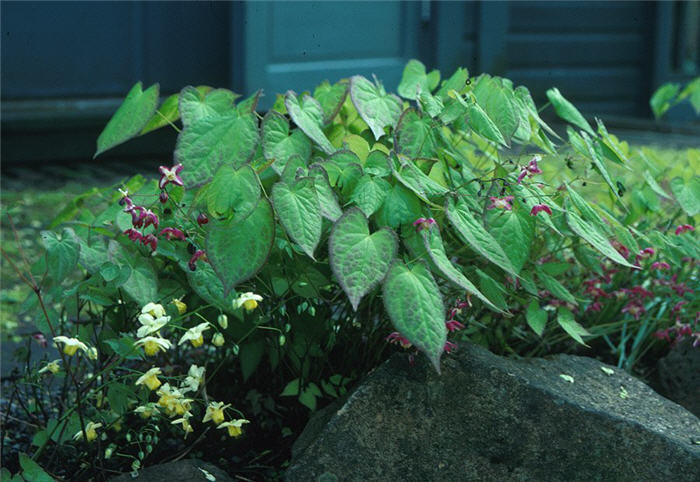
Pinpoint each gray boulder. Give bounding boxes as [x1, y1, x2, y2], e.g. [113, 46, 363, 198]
[656, 338, 700, 417]
[111, 459, 233, 482]
[287, 342, 700, 482]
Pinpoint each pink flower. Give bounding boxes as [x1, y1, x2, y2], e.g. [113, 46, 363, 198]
[32, 332, 48, 348]
[674, 224, 694, 235]
[621, 300, 645, 320]
[158, 163, 184, 190]
[142, 210, 159, 230]
[672, 301, 687, 314]
[197, 213, 209, 226]
[129, 206, 147, 228]
[159, 191, 169, 204]
[160, 227, 186, 241]
[530, 204, 552, 216]
[141, 234, 158, 252]
[610, 240, 630, 259]
[650, 261, 670, 270]
[445, 319, 465, 333]
[443, 341, 458, 353]
[586, 301, 603, 313]
[386, 332, 412, 349]
[487, 196, 514, 210]
[652, 328, 671, 342]
[517, 155, 543, 183]
[412, 217, 436, 232]
[124, 228, 143, 242]
[675, 322, 692, 337]
[188, 249, 206, 271]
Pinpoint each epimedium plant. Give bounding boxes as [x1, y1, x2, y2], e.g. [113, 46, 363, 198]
[3, 59, 698, 479]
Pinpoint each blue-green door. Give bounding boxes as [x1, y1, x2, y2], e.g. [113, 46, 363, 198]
[241, 1, 425, 109]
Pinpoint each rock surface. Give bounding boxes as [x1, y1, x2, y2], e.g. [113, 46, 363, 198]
[287, 342, 700, 482]
[656, 338, 700, 417]
[111, 459, 233, 482]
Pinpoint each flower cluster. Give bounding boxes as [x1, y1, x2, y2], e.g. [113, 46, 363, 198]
[134, 302, 173, 356]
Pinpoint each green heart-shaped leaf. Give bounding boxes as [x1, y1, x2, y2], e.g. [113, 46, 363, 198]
[382, 261, 446, 373]
[272, 179, 322, 260]
[175, 112, 260, 187]
[207, 199, 275, 294]
[329, 208, 398, 310]
[546, 87, 594, 135]
[179, 86, 239, 127]
[206, 165, 260, 221]
[397, 59, 440, 100]
[313, 80, 349, 124]
[394, 108, 439, 158]
[262, 111, 312, 174]
[285, 91, 335, 154]
[95, 82, 159, 157]
[350, 75, 402, 141]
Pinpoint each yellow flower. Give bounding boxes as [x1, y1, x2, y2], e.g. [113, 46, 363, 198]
[156, 384, 190, 417]
[177, 323, 210, 348]
[174, 399, 192, 416]
[217, 419, 249, 438]
[212, 333, 225, 347]
[171, 415, 193, 438]
[135, 336, 172, 356]
[135, 367, 162, 391]
[217, 314, 228, 329]
[38, 360, 60, 375]
[234, 292, 263, 312]
[134, 404, 160, 419]
[73, 421, 102, 442]
[172, 297, 187, 315]
[53, 336, 89, 356]
[137, 313, 170, 338]
[180, 365, 205, 393]
[142, 302, 166, 318]
[202, 401, 230, 425]
[87, 347, 98, 360]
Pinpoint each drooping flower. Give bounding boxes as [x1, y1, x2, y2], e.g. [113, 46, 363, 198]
[443, 341, 458, 353]
[445, 318, 465, 332]
[517, 154, 543, 183]
[159, 191, 169, 204]
[181, 364, 205, 393]
[135, 367, 163, 391]
[87, 347, 99, 360]
[38, 360, 61, 375]
[178, 323, 211, 347]
[171, 415, 194, 438]
[487, 196, 514, 211]
[142, 234, 158, 252]
[197, 213, 209, 226]
[124, 228, 143, 242]
[172, 297, 187, 315]
[142, 209, 159, 230]
[674, 224, 694, 235]
[650, 261, 670, 270]
[137, 308, 171, 338]
[142, 302, 166, 318]
[135, 336, 172, 356]
[217, 419, 249, 438]
[158, 163, 184, 190]
[202, 401, 231, 425]
[53, 336, 89, 356]
[73, 421, 102, 442]
[188, 249, 206, 271]
[530, 204, 552, 216]
[134, 404, 160, 419]
[385, 331, 412, 349]
[412, 217, 436, 232]
[160, 227, 186, 241]
[32, 332, 48, 348]
[234, 292, 263, 312]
